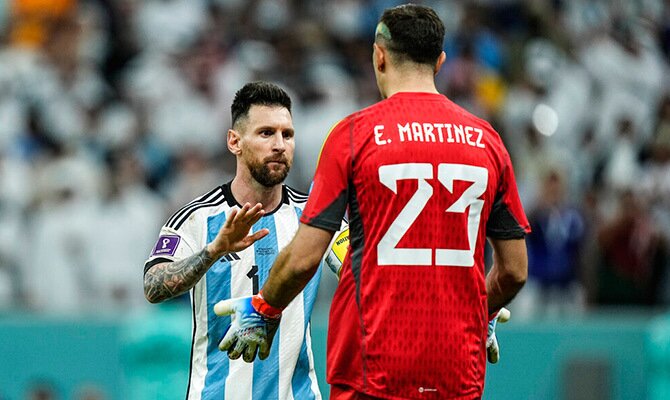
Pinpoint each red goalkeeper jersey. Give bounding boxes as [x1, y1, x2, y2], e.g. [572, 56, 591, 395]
[301, 92, 530, 400]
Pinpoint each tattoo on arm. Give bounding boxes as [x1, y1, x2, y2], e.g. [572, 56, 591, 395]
[144, 247, 216, 303]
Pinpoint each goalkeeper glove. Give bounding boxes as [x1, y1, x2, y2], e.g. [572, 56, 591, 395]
[214, 292, 282, 363]
[486, 307, 511, 364]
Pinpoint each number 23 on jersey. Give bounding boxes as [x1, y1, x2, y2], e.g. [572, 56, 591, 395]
[377, 162, 488, 268]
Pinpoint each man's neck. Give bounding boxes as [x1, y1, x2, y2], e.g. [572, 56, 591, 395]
[230, 175, 283, 212]
[381, 69, 439, 99]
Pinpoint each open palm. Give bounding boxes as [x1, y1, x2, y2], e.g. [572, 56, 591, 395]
[209, 203, 269, 256]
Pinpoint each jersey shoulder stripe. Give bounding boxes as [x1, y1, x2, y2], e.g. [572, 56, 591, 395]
[173, 194, 228, 230]
[166, 186, 226, 230]
[286, 186, 308, 204]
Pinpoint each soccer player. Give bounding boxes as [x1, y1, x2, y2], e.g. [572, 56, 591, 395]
[217, 4, 530, 400]
[143, 82, 324, 400]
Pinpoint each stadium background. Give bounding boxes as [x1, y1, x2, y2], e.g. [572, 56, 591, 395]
[0, 0, 669, 399]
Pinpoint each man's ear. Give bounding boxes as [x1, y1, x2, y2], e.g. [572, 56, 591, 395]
[373, 43, 386, 73]
[227, 129, 242, 155]
[434, 51, 446, 75]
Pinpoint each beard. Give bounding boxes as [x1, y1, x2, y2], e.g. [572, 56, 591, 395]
[248, 155, 291, 187]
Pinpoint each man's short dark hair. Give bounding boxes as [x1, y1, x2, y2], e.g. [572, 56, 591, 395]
[376, 4, 445, 66]
[231, 82, 292, 128]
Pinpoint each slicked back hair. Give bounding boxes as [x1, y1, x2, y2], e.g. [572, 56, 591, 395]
[231, 82, 292, 129]
[376, 4, 445, 66]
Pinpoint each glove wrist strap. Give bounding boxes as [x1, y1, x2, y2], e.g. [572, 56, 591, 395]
[253, 291, 283, 319]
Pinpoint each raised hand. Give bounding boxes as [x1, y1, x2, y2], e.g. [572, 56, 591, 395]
[207, 203, 269, 258]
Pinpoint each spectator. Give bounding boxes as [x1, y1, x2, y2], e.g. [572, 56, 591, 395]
[594, 190, 668, 305]
[522, 169, 586, 317]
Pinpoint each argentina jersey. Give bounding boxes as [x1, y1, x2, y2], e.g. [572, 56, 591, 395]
[144, 182, 322, 400]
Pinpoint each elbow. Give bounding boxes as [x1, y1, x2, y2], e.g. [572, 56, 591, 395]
[143, 275, 164, 304]
[144, 286, 159, 304]
[145, 291, 161, 304]
[512, 270, 527, 290]
[504, 264, 527, 290]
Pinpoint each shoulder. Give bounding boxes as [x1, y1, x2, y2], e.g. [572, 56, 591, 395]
[284, 184, 309, 207]
[454, 102, 504, 144]
[165, 185, 230, 231]
[327, 103, 381, 138]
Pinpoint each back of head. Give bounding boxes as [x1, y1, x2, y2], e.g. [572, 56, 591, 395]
[231, 82, 292, 129]
[376, 4, 445, 67]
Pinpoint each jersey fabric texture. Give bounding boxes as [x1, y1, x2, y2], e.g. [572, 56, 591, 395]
[301, 92, 531, 400]
[144, 182, 322, 400]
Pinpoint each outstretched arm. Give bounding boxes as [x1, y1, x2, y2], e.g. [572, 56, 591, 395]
[261, 223, 335, 308]
[144, 247, 217, 303]
[144, 203, 269, 303]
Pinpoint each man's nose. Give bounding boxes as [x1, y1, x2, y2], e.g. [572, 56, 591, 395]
[272, 133, 287, 152]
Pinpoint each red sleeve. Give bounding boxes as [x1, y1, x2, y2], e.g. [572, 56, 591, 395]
[486, 148, 531, 239]
[300, 118, 352, 232]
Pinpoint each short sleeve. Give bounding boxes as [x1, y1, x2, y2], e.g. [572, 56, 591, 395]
[143, 225, 199, 275]
[486, 150, 531, 239]
[301, 118, 352, 232]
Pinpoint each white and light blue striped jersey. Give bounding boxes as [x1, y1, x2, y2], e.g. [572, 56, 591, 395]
[144, 182, 322, 400]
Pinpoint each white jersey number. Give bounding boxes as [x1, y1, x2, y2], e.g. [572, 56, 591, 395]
[377, 163, 488, 267]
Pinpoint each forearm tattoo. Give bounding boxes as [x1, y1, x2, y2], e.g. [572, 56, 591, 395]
[144, 247, 216, 303]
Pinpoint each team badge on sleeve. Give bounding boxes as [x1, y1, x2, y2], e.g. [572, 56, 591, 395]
[151, 235, 181, 256]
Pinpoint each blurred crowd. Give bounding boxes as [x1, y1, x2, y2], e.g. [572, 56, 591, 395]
[0, 0, 668, 317]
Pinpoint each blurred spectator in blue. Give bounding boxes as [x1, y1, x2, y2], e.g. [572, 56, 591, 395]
[520, 168, 586, 317]
[443, 3, 504, 72]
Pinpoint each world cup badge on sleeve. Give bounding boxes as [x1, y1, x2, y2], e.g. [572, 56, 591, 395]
[152, 235, 181, 256]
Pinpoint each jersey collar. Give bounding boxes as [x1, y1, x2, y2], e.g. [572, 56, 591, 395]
[221, 181, 289, 216]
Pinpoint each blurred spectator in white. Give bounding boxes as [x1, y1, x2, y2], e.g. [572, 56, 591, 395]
[322, 0, 366, 40]
[501, 39, 592, 205]
[0, 151, 31, 308]
[89, 147, 165, 312]
[602, 118, 642, 194]
[528, 41, 592, 152]
[580, 17, 666, 147]
[27, 147, 103, 314]
[163, 146, 225, 216]
[132, 0, 207, 55]
[290, 63, 360, 189]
